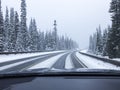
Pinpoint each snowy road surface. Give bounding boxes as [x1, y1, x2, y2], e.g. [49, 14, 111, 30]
[0, 50, 120, 73]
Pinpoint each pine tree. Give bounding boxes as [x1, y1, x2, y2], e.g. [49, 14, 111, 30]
[65, 37, 70, 49]
[9, 8, 15, 52]
[57, 36, 61, 50]
[44, 32, 50, 50]
[102, 29, 108, 56]
[4, 7, 9, 52]
[0, 0, 4, 52]
[33, 19, 39, 50]
[95, 26, 103, 55]
[93, 33, 97, 54]
[28, 19, 33, 51]
[14, 11, 20, 51]
[38, 31, 45, 51]
[107, 0, 120, 58]
[16, 26, 23, 52]
[20, 0, 29, 51]
[29, 19, 39, 51]
[88, 32, 97, 54]
[61, 36, 66, 50]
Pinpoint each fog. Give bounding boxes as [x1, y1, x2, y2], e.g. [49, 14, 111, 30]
[2, 0, 111, 49]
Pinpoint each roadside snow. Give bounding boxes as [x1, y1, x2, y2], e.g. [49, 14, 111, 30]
[65, 54, 74, 69]
[28, 53, 66, 70]
[76, 52, 120, 70]
[113, 58, 120, 62]
[80, 49, 120, 63]
[0, 50, 66, 63]
[80, 49, 88, 53]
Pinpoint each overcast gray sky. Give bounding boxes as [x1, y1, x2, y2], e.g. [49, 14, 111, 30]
[2, 0, 111, 49]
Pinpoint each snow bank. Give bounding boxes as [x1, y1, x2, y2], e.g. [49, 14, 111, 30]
[76, 52, 120, 70]
[80, 49, 120, 63]
[80, 49, 88, 53]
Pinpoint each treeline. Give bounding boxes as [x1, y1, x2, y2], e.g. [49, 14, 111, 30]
[88, 0, 120, 58]
[88, 26, 110, 56]
[0, 0, 78, 53]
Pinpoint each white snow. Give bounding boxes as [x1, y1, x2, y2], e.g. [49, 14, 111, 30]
[76, 52, 120, 70]
[80, 49, 120, 64]
[0, 50, 66, 63]
[80, 49, 88, 53]
[28, 53, 66, 70]
[65, 54, 74, 69]
[113, 58, 120, 62]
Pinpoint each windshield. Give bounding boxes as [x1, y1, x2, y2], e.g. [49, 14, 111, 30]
[0, 0, 120, 74]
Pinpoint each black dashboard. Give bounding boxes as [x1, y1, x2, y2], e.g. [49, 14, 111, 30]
[0, 75, 120, 90]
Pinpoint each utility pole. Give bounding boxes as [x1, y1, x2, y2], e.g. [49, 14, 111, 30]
[53, 20, 57, 50]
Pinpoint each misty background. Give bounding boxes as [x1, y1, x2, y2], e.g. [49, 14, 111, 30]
[2, 0, 111, 49]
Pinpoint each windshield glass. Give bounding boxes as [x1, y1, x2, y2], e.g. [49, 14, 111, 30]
[0, 0, 120, 74]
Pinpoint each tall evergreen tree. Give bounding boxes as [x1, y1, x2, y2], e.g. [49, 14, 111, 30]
[95, 26, 103, 55]
[4, 7, 9, 52]
[88, 32, 97, 54]
[92, 33, 97, 54]
[0, 0, 4, 52]
[20, 0, 29, 51]
[44, 32, 49, 50]
[61, 36, 66, 50]
[107, 0, 120, 58]
[38, 31, 45, 51]
[29, 19, 39, 51]
[9, 8, 15, 51]
[14, 11, 20, 51]
[108, 0, 117, 58]
[102, 29, 108, 56]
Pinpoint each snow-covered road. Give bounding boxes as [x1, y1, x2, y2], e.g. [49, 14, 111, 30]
[0, 50, 120, 73]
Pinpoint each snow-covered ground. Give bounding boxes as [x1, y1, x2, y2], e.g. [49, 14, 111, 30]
[80, 49, 120, 63]
[80, 49, 88, 53]
[113, 58, 120, 62]
[76, 52, 120, 70]
[0, 50, 66, 63]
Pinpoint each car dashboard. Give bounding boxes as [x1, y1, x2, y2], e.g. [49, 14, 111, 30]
[0, 69, 120, 90]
